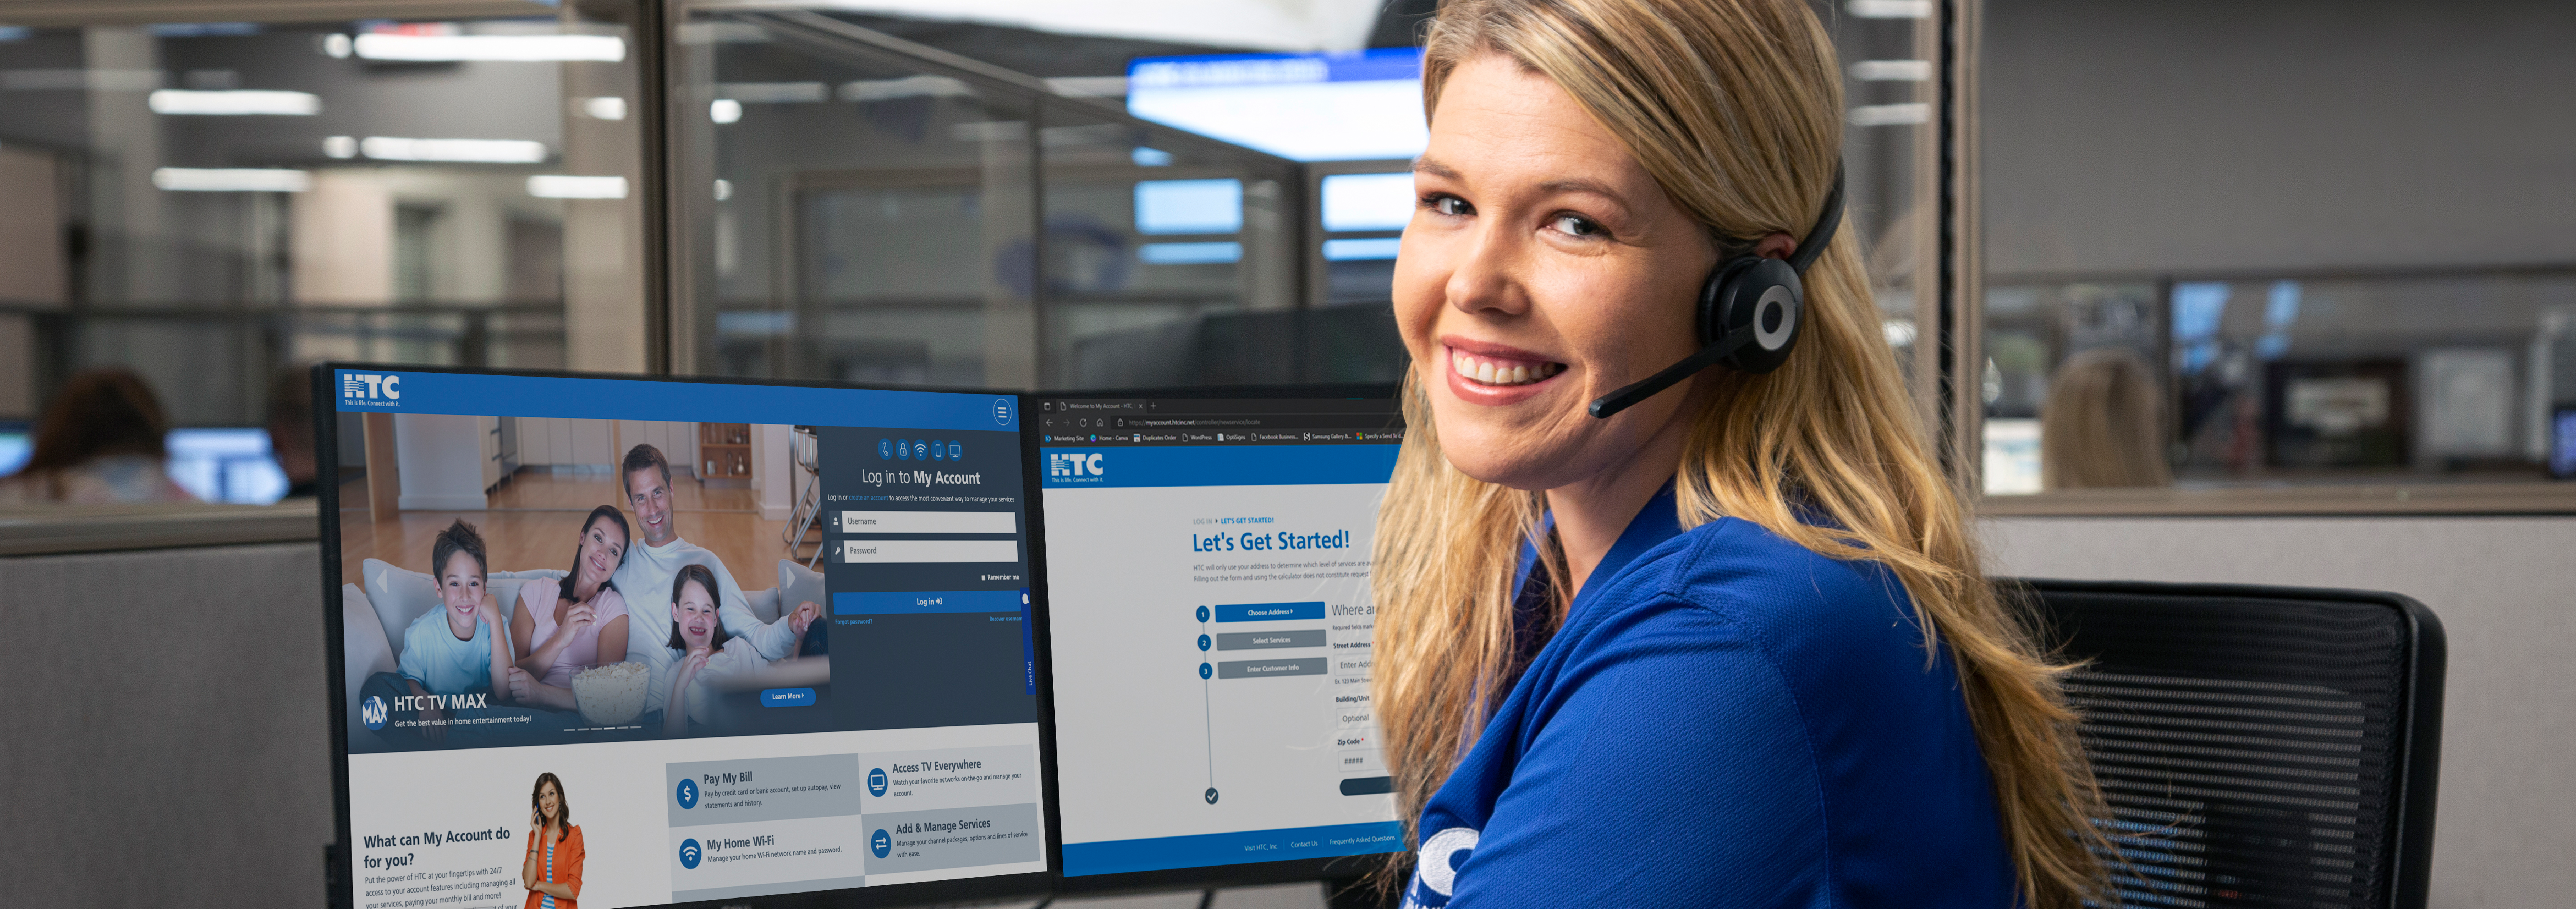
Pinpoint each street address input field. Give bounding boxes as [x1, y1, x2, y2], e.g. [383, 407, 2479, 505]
[838, 510, 1016, 534]
[841, 539, 1019, 563]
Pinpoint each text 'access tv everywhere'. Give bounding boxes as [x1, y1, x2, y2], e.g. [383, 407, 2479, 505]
[1038, 393, 1406, 880]
[322, 366, 1044, 908]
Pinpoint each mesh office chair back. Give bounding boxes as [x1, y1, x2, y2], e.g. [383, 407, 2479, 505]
[2015, 580, 2445, 909]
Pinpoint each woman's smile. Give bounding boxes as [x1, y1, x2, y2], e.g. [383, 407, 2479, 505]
[1443, 336, 1567, 406]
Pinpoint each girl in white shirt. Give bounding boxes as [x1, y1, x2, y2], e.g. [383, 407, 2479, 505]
[653, 563, 793, 736]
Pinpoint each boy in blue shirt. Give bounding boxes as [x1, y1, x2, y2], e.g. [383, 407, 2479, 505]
[367, 520, 521, 746]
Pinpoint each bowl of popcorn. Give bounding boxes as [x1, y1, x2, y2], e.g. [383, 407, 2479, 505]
[571, 661, 649, 726]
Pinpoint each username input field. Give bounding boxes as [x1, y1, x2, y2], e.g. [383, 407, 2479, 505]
[837, 510, 1016, 534]
[840, 539, 1019, 563]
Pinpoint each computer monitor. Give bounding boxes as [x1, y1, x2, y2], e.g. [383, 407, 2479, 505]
[2553, 404, 2576, 479]
[1126, 49, 1425, 162]
[317, 364, 1048, 908]
[166, 427, 292, 504]
[0, 419, 29, 477]
[1034, 386, 1405, 889]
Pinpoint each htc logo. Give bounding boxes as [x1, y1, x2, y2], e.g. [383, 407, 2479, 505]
[341, 373, 401, 400]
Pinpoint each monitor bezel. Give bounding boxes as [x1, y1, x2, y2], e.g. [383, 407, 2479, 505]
[1029, 383, 1402, 897]
[312, 362, 1057, 909]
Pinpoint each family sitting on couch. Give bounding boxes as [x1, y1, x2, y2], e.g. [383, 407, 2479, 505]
[357, 443, 825, 748]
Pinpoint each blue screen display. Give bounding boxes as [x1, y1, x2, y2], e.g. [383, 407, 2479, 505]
[1127, 48, 1426, 162]
[2553, 407, 2576, 478]
[167, 427, 289, 504]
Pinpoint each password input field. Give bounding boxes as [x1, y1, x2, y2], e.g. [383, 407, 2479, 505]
[840, 539, 1019, 563]
[838, 510, 1016, 534]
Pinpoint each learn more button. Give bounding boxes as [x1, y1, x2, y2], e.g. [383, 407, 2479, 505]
[760, 687, 817, 708]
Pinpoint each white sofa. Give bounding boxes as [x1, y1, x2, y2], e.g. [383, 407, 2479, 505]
[340, 557, 824, 750]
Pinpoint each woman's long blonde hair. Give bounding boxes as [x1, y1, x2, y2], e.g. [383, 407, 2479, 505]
[1371, 1, 2110, 905]
[2043, 347, 2173, 490]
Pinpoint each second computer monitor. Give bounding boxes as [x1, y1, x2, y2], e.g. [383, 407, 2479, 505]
[1037, 388, 1404, 887]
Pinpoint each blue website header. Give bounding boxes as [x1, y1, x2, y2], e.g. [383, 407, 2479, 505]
[1039, 444, 1397, 489]
[332, 369, 1019, 432]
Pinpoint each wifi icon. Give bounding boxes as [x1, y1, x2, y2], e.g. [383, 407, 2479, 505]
[678, 838, 702, 869]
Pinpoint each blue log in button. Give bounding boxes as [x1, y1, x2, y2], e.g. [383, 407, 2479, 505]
[835, 590, 1026, 615]
[1213, 601, 1326, 622]
[761, 687, 817, 708]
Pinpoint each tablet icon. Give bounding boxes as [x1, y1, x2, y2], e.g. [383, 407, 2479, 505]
[870, 829, 892, 858]
[675, 777, 698, 809]
[931, 440, 945, 461]
[679, 838, 702, 869]
[868, 767, 888, 797]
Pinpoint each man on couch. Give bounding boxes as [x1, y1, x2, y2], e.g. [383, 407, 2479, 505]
[612, 444, 822, 671]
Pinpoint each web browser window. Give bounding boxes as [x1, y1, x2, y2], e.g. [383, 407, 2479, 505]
[1037, 393, 1404, 878]
[325, 366, 1043, 907]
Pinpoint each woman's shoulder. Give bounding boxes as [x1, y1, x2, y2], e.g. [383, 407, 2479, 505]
[1551, 517, 1975, 764]
[591, 586, 629, 617]
[1584, 516, 1922, 660]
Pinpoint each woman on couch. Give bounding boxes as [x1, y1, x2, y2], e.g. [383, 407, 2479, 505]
[506, 506, 632, 712]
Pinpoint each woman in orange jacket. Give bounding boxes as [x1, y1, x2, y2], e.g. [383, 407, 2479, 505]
[523, 773, 584, 909]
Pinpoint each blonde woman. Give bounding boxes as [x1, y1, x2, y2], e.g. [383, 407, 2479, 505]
[2041, 347, 2173, 490]
[1374, 1, 2107, 906]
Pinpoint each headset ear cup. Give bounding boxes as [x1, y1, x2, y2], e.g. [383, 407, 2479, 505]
[1693, 263, 1730, 349]
[1710, 257, 1802, 374]
[1697, 257, 1757, 349]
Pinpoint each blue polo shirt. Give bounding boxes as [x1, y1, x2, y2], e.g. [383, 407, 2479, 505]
[1402, 485, 2015, 907]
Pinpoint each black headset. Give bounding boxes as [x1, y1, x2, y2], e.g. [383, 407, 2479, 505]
[1587, 166, 1846, 419]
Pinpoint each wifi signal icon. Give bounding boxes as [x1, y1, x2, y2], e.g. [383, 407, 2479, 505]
[678, 838, 702, 869]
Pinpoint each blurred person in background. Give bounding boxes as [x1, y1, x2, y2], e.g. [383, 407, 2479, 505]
[268, 365, 322, 500]
[2041, 347, 2173, 489]
[0, 368, 197, 505]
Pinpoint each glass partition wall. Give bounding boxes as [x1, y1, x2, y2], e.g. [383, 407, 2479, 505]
[669, 3, 1942, 408]
[1973, 0, 2576, 511]
[0, 3, 653, 427]
[669, 8, 1334, 391]
[1821, 0, 1944, 445]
